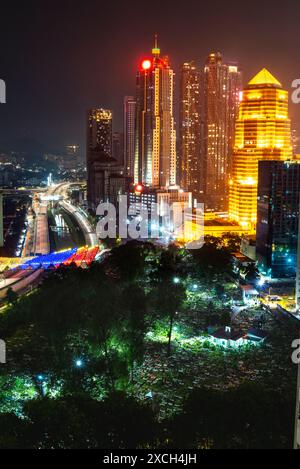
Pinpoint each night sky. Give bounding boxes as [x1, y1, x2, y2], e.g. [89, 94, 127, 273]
[0, 0, 300, 155]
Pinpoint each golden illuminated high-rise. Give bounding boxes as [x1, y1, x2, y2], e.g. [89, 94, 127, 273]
[229, 68, 293, 230]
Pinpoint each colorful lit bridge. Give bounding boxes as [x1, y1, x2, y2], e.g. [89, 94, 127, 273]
[0, 182, 103, 302]
[0, 246, 103, 301]
[20, 246, 100, 269]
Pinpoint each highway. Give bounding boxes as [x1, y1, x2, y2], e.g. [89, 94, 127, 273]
[59, 201, 98, 247]
[0, 267, 44, 302]
[0, 181, 100, 303]
[49, 182, 98, 247]
[22, 181, 97, 257]
[32, 200, 50, 255]
[22, 193, 50, 257]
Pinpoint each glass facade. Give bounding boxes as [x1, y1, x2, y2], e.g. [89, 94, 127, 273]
[256, 160, 300, 278]
[179, 61, 201, 199]
[203, 53, 241, 211]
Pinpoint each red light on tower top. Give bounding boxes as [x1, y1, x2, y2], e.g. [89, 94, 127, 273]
[141, 59, 152, 71]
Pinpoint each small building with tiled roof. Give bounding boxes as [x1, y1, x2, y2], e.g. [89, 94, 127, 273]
[210, 326, 245, 348]
[210, 326, 267, 348]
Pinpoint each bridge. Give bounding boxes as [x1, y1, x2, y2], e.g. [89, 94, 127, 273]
[0, 182, 102, 302]
[0, 246, 106, 302]
[0, 187, 46, 248]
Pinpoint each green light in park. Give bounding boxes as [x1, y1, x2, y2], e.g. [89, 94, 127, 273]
[173, 277, 180, 284]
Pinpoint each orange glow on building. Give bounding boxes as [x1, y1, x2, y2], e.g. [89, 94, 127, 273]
[229, 68, 294, 231]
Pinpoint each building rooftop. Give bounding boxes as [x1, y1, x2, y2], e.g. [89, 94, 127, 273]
[211, 326, 244, 341]
[232, 252, 255, 263]
[248, 68, 282, 88]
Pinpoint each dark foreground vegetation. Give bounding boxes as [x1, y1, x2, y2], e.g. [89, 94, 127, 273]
[0, 240, 298, 448]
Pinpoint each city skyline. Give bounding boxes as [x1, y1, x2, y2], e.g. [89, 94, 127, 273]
[1, 0, 300, 153]
[0, 1, 300, 451]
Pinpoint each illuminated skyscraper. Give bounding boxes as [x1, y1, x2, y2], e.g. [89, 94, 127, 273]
[179, 61, 201, 199]
[134, 37, 176, 188]
[229, 69, 293, 230]
[87, 108, 114, 209]
[87, 108, 112, 156]
[202, 52, 241, 211]
[124, 96, 136, 177]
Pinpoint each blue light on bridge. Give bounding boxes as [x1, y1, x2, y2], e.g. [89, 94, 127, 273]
[21, 248, 78, 269]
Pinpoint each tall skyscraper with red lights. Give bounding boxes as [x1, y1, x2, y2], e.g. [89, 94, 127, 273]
[202, 52, 242, 211]
[134, 38, 176, 188]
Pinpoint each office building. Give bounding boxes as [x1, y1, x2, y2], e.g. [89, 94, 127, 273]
[86, 108, 114, 209]
[179, 61, 202, 199]
[257, 160, 300, 278]
[229, 69, 293, 230]
[124, 96, 136, 177]
[134, 38, 176, 188]
[202, 52, 241, 211]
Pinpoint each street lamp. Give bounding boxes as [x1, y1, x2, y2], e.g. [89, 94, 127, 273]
[173, 277, 180, 284]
